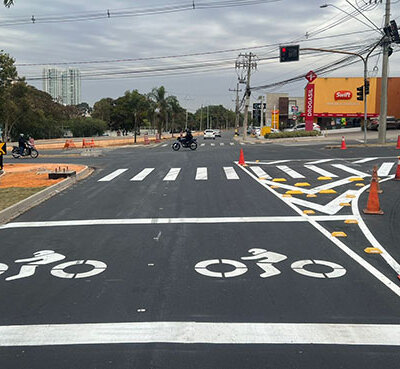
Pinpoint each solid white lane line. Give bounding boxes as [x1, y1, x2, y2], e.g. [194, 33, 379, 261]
[331, 164, 369, 177]
[163, 168, 181, 181]
[195, 167, 208, 181]
[265, 160, 290, 165]
[0, 322, 399, 346]
[220, 143, 224, 146]
[98, 169, 128, 182]
[377, 162, 395, 177]
[353, 157, 378, 164]
[236, 163, 400, 297]
[161, 144, 168, 147]
[305, 159, 334, 165]
[311, 177, 359, 194]
[224, 167, 239, 180]
[276, 165, 305, 179]
[130, 168, 154, 181]
[250, 166, 271, 179]
[304, 165, 338, 178]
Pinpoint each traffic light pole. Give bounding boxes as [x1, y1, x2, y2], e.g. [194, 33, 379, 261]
[302, 43, 383, 144]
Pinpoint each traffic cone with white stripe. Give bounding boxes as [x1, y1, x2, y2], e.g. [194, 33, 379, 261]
[363, 166, 384, 215]
[238, 148, 246, 166]
[340, 136, 347, 150]
[395, 157, 400, 181]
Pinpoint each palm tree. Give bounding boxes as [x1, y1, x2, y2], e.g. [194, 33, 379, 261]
[166, 95, 181, 136]
[148, 86, 168, 136]
[4, 0, 14, 7]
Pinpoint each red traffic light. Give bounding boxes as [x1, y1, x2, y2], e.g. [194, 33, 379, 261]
[280, 45, 299, 62]
[282, 47, 286, 53]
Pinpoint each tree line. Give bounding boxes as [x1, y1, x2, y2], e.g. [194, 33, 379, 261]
[0, 51, 238, 141]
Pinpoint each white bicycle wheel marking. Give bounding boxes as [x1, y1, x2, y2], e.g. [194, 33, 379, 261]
[195, 259, 248, 278]
[291, 259, 346, 279]
[51, 260, 107, 279]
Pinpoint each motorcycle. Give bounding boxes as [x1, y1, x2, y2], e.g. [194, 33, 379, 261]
[172, 137, 197, 151]
[12, 142, 39, 159]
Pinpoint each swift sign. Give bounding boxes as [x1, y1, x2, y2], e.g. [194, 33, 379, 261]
[335, 91, 353, 100]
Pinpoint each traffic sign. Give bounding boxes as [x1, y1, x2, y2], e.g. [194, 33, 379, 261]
[305, 70, 317, 83]
[292, 115, 298, 121]
[0, 142, 6, 155]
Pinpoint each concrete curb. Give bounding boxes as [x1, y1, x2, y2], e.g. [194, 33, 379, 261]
[0, 166, 93, 225]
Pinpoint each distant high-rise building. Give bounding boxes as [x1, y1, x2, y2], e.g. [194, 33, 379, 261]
[42, 67, 81, 105]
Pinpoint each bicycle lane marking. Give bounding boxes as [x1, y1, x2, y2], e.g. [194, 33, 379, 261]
[235, 162, 400, 298]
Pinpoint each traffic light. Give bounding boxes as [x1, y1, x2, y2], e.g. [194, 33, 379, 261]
[280, 45, 300, 62]
[365, 80, 370, 95]
[357, 86, 364, 101]
[390, 20, 400, 43]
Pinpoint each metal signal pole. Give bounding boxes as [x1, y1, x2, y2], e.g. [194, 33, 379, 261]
[229, 81, 242, 132]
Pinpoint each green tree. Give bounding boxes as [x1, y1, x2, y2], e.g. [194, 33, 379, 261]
[166, 95, 183, 134]
[92, 98, 113, 128]
[69, 118, 107, 137]
[148, 86, 168, 135]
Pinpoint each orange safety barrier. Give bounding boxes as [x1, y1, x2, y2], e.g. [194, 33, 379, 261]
[63, 139, 76, 149]
[155, 134, 161, 143]
[82, 138, 95, 148]
[144, 134, 150, 145]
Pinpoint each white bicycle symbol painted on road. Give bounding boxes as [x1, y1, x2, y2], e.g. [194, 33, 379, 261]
[0, 250, 107, 281]
[195, 248, 346, 279]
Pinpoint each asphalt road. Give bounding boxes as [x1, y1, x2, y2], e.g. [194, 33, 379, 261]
[1, 134, 400, 368]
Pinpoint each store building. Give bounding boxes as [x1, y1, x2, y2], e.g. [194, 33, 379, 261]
[304, 77, 400, 129]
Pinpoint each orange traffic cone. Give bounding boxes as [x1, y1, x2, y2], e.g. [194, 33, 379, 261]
[340, 136, 347, 150]
[82, 138, 86, 148]
[395, 157, 400, 181]
[363, 166, 384, 215]
[238, 148, 246, 166]
[396, 135, 400, 150]
[367, 165, 383, 193]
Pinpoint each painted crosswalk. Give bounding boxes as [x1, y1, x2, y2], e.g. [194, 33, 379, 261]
[250, 166, 271, 179]
[331, 164, 369, 177]
[304, 165, 338, 178]
[195, 167, 208, 181]
[276, 165, 305, 179]
[223, 167, 240, 180]
[163, 168, 181, 181]
[130, 168, 154, 181]
[98, 169, 128, 182]
[377, 162, 395, 177]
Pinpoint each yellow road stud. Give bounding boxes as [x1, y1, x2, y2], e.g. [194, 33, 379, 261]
[344, 219, 358, 224]
[349, 177, 364, 182]
[282, 194, 292, 198]
[306, 194, 318, 198]
[364, 247, 382, 254]
[346, 194, 356, 199]
[339, 202, 351, 207]
[332, 231, 347, 238]
[259, 177, 266, 180]
[318, 176, 332, 181]
[303, 210, 315, 215]
[355, 183, 365, 187]
[256, 160, 260, 163]
[319, 189, 337, 194]
[273, 178, 287, 182]
[270, 185, 280, 189]
[295, 182, 311, 187]
[286, 190, 303, 195]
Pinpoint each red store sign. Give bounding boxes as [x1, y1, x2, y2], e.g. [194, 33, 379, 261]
[335, 90, 352, 100]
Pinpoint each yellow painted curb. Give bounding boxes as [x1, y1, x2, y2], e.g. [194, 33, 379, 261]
[364, 247, 382, 254]
[344, 219, 358, 224]
[273, 178, 287, 182]
[319, 189, 337, 194]
[295, 182, 311, 187]
[332, 231, 347, 237]
[307, 194, 318, 198]
[349, 177, 364, 182]
[346, 194, 356, 199]
[303, 210, 315, 215]
[286, 190, 303, 195]
[355, 183, 365, 187]
[339, 202, 351, 207]
[318, 176, 332, 181]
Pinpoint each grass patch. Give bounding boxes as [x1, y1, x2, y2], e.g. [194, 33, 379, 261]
[265, 131, 321, 139]
[0, 187, 46, 211]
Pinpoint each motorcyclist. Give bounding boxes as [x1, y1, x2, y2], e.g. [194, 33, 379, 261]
[181, 128, 193, 145]
[18, 134, 27, 156]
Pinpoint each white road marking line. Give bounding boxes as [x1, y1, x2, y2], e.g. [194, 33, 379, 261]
[211, 143, 215, 146]
[265, 160, 290, 165]
[352, 175, 400, 276]
[220, 143, 224, 146]
[130, 168, 154, 181]
[310, 176, 361, 194]
[353, 157, 378, 164]
[230, 142, 234, 146]
[239, 142, 245, 145]
[305, 159, 334, 165]
[163, 168, 181, 181]
[224, 167, 239, 180]
[236, 163, 400, 297]
[161, 144, 168, 147]
[304, 165, 338, 178]
[200, 143, 205, 147]
[0, 322, 399, 346]
[250, 166, 271, 179]
[195, 167, 208, 181]
[98, 169, 128, 182]
[377, 162, 395, 177]
[331, 164, 369, 177]
[276, 165, 305, 179]
[288, 190, 358, 215]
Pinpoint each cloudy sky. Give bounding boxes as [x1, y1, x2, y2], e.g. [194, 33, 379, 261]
[0, 0, 398, 111]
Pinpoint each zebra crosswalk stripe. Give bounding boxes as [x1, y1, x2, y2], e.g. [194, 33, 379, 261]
[304, 165, 338, 178]
[377, 162, 395, 177]
[353, 157, 377, 164]
[200, 143, 205, 147]
[276, 165, 305, 179]
[195, 167, 208, 181]
[98, 169, 128, 182]
[250, 166, 271, 179]
[220, 143, 224, 146]
[163, 168, 181, 181]
[223, 167, 239, 180]
[130, 168, 154, 181]
[331, 164, 369, 177]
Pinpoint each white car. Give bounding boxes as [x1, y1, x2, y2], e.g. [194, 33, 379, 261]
[285, 123, 321, 132]
[204, 129, 216, 139]
[213, 129, 221, 137]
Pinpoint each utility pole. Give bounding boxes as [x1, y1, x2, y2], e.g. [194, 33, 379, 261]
[207, 105, 209, 129]
[200, 105, 203, 132]
[378, 0, 391, 144]
[235, 53, 257, 140]
[185, 110, 188, 130]
[229, 81, 242, 133]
